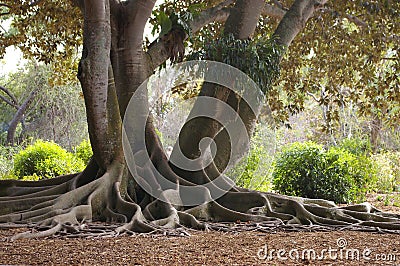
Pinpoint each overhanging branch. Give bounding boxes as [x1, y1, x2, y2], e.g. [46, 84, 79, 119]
[321, 8, 368, 28]
[146, 0, 368, 70]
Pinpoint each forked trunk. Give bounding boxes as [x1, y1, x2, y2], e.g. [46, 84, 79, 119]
[171, 0, 326, 176]
[3, 0, 398, 240]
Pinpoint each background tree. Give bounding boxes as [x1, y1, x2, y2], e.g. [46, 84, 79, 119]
[0, 62, 87, 148]
[0, 0, 399, 240]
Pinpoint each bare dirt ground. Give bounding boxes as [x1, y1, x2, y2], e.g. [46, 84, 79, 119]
[1, 194, 399, 266]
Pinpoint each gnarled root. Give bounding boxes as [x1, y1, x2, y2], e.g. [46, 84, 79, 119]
[1, 156, 400, 240]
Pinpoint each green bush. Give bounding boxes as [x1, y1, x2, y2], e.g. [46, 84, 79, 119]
[231, 145, 273, 191]
[13, 140, 85, 179]
[74, 139, 93, 165]
[272, 142, 374, 203]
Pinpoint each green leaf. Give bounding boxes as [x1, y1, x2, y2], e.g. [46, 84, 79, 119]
[158, 12, 172, 37]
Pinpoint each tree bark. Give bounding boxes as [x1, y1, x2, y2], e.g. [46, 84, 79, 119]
[78, 0, 117, 170]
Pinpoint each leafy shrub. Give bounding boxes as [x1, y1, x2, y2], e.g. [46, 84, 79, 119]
[13, 140, 85, 179]
[74, 139, 93, 165]
[0, 144, 24, 160]
[272, 142, 374, 203]
[0, 173, 18, 180]
[0, 131, 6, 146]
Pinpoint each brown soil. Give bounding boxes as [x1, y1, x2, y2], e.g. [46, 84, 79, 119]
[1, 195, 400, 266]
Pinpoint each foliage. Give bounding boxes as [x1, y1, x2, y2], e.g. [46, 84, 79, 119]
[383, 194, 400, 207]
[228, 126, 275, 192]
[149, 0, 211, 39]
[272, 142, 376, 203]
[13, 140, 84, 179]
[189, 34, 283, 93]
[0, 143, 23, 159]
[0, 0, 82, 83]
[0, 154, 11, 177]
[263, 1, 400, 127]
[151, 10, 192, 38]
[337, 137, 372, 156]
[74, 139, 92, 165]
[372, 151, 400, 193]
[2, 0, 399, 128]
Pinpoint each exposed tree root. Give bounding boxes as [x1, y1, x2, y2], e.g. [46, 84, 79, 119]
[1, 155, 400, 241]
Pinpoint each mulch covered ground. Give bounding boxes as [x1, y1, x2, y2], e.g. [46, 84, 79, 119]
[1, 194, 399, 265]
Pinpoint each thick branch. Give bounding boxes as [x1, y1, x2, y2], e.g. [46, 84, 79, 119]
[146, 1, 233, 70]
[321, 8, 367, 28]
[224, 0, 266, 39]
[170, 0, 267, 176]
[190, 0, 235, 33]
[125, 0, 158, 48]
[273, 0, 328, 47]
[262, 2, 287, 19]
[110, 0, 157, 115]
[0, 86, 19, 107]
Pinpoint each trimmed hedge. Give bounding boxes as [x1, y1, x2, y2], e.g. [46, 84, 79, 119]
[13, 140, 85, 179]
